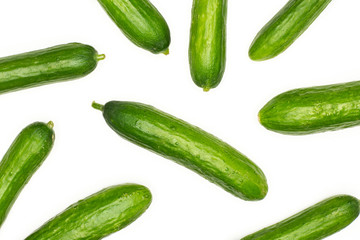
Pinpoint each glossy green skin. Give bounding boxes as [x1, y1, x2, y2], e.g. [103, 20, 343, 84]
[259, 80, 360, 135]
[94, 101, 268, 201]
[241, 195, 360, 240]
[0, 43, 102, 94]
[189, 0, 227, 91]
[26, 184, 152, 240]
[0, 122, 54, 228]
[98, 0, 170, 54]
[249, 0, 332, 61]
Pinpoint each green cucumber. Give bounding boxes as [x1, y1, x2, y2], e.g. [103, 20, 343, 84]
[0, 43, 104, 94]
[189, 0, 227, 91]
[98, 0, 170, 54]
[259, 80, 360, 135]
[0, 121, 54, 228]
[249, 0, 332, 61]
[92, 101, 268, 201]
[26, 184, 151, 240]
[241, 195, 360, 240]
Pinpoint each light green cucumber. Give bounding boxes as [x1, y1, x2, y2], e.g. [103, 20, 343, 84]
[0, 121, 55, 228]
[259, 80, 360, 135]
[97, 0, 170, 54]
[26, 184, 152, 240]
[189, 0, 227, 91]
[249, 0, 332, 61]
[92, 101, 268, 201]
[242, 195, 360, 240]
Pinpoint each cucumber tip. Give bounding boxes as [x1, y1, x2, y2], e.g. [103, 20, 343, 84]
[47, 121, 54, 129]
[162, 49, 169, 55]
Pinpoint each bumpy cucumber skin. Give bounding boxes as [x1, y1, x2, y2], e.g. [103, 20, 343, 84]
[95, 101, 268, 201]
[98, 0, 170, 54]
[0, 43, 102, 94]
[0, 122, 54, 228]
[189, 0, 227, 91]
[249, 0, 332, 61]
[259, 81, 360, 135]
[26, 184, 152, 240]
[241, 195, 360, 240]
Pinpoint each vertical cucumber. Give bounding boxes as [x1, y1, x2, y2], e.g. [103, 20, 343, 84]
[189, 0, 227, 91]
[249, 0, 332, 61]
[26, 184, 152, 240]
[259, 80, 360, 135]
[0, 43, 104, 94]
[92, 101, 268, 201]
[241, 195, 360, 240]
[97, 0, 171, 54]
[0, 121, 55, 228]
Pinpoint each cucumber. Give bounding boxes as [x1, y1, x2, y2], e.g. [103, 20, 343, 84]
[259, 80, 360, 135]
[0, 43, 104, 95]
[92, 101, 268, 201]
[97, 0, 170, 54]
[26, 184, 152, 240]
[241, 195, 360, 240]
[189, 0, 227, 91]
[0, 121, 54, 228]
[249, 0, 332, 61]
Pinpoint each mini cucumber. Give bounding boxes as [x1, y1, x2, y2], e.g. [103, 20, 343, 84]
[26, 184, 152, 240]
[92, 101, 268, 201]
[98, 0, 170, 54]
[0, 43, 104, 94]
[241, 195, 360, 240]
[249, 0, 332, 61]
[189, 0, 227, 91]
[259, 80, 360, 135]
[0, 121, 54, 228]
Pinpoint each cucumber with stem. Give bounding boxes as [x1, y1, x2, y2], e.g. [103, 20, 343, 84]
[0, 121, 55, 228]
[92, 101, 268, 201]
[0, 43, 104, 94]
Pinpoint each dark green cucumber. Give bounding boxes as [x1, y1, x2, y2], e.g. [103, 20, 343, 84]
[92, 101, 268, 201]
[26, 184, 151, 240]
[249, 0, 332, 61]
[0, 43, 104, 94]
[189, 0, 227, 91]
[259, 80, 360, 135]
[0, 121, 54, 228]
[241, 195, 360, 240]
[98, 0, 170, 54]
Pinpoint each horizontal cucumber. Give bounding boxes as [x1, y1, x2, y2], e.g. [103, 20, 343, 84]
[98, 0, 170, 54]
[189, 0, 227, 91]
[259, 80, 360, 135]
[249, 0, 332, 61]
[0, 43, 104, 94]
[0, 121, 54, 228]
[241, 195, 360, 240]
[26, 184, 152, 240]
[92, 101, 268, 201]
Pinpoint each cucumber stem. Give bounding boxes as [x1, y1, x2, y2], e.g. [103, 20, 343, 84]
[96, 54, 106, 61]
[203, 87, 210, 92]
[162, 48, 169, 55]
[92, 101, 104, 111]
[47, 121, 54, 129]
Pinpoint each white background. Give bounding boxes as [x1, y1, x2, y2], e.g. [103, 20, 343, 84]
[0, 0, 359, 239]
